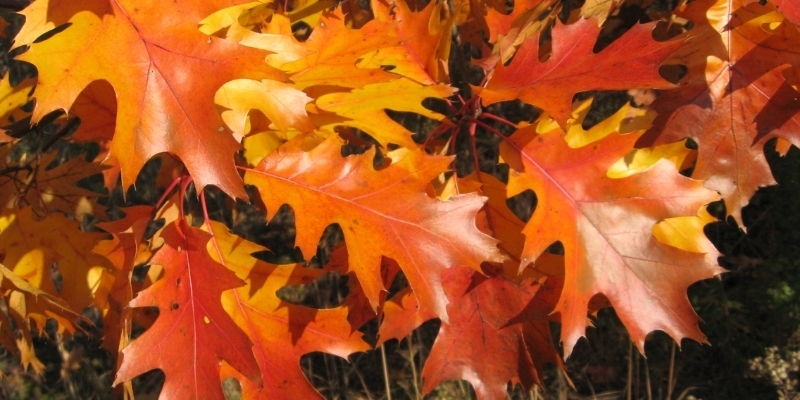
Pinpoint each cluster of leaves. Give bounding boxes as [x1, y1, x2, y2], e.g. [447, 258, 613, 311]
[0, 0, 798, 398]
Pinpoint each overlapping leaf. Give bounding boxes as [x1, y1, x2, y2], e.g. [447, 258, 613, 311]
[0, 207, 113, 314]
[114, 220, 260, 399]
[245, 135, 503, 320]
[17, 0, 286, 198]
[637, 0, 800, 223]
[202, 220, 369, 399]
[366, 0, 454, 85]
[500, 116, 723, 355]
[477, 18, 684, 126]
[0, 151, 107, 219]
[750, 0, 800, 25]
[215, 3, 456, 152]
[93, 206, 155, 355]
[0, 0, 775, 396]
[0, 262, 84, 373]
[455, 0, 553, 51]
[420, 266, 562, 399]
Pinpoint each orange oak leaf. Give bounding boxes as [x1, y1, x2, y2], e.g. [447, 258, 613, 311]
[376, 252, 566, 345]
[454, 0, 552, 51]
[276, 9, 401, 87]
[0, 262, 84, 373]
[201, 220, 369, 399]
[472, 0, 557, 69]
[244, 135, 504, 320]
[68, 80, 117, 143]
[114, 220, 260, 400]
[94, 206, 155, 355]
[329, 247, 404, 330]
[377, 286, 436, 345]
[437, 172, 530, 280]
[0, 207, 114, 315]
[437, 172, 571, 283]
[367, 0, 454, 85]
[214, 4, 456, 150]
[500, 122, 723, 356]
[637, 0, 800, 223]
[420, 265, 563, 399]
[477, 18, 683, 126]
[17, 0, 286, 198]
[91, 233, 151, 361]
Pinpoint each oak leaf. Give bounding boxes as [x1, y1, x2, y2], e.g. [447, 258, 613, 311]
[420, 265, 562, 399]
[477, 18, 683, 126]
[114, 220, 260, 400]
[0, 151, 107, 219]
[500, 119, 723, 356]
[0, 207, 113, 315]
[0, 262, 84, 373]
[746, 0, 800, 26]
[244, 135, 504, 320]
[637, 0, 800, 223]
[215, 79, 315, 139]
[201, 220, 369, 399]
[17, 0, 286, 198]
[773, 0, 800, 25]
[366, 0, 454, 84]
[436, 172, 531, 280]
[315, 78, 456, 148]
[473, 0, 557, 69]
[277, 9, 401, 86]
[0, 76, 33, 132]
[93, 206, 156, 355]
[454, 0, 553, 51]
[377, 286, 437, 345]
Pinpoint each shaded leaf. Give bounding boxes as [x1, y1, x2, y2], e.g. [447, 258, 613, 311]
[114, 220, 260, 400]
[244, 135, 504, 320]
[202, 220, 369, 399]
[478, 18, 683, 126]
[420, 265, 562, 399]
[637, 0, 800, 223]
[501, 120, 723, 355]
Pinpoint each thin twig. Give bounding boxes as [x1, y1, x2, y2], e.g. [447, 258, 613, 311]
[667, 341, 677, 400]
[351, 357, 374, 400]
[407, 335, 421, 400]
[480, 112, 519, 129]
[381, 344, 393, 400]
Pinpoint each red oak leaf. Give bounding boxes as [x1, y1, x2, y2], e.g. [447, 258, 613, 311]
[114, 220, 260, 400]
[477, 18, 683, 126]
[17, 0, 285, 198]
[420, 265, 563, 399]
[637, 0, 800, 223]
[244, 135, 504, 321]
[202, 220, 369, 399]
[501, 122, 723, 356]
